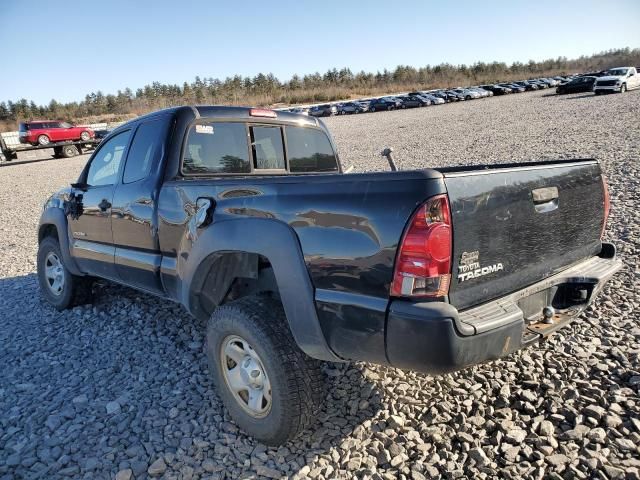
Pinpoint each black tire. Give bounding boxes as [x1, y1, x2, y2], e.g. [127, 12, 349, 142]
[465, 95, 471, 100]
[206, 295, 325, 445]
[37, 237, 93, 311]
[80, 131, 91, 141]
[370, 106, 375, 112]
[621, 84, 627, 93]
[37, 134, 50, 146]
[61, 145, 79, 158]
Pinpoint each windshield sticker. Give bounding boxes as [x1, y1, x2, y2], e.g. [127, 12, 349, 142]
[195, 124, 214, 134]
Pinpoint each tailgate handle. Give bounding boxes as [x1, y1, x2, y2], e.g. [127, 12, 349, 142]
[532, 186, 559, 213]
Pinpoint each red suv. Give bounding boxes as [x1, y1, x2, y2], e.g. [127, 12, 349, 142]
[19, 121, 94, 146]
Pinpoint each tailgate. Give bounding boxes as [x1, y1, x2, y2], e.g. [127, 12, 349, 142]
[443, 160, 605, 310]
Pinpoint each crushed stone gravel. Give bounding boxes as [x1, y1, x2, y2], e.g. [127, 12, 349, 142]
[1, 88, 638, 479]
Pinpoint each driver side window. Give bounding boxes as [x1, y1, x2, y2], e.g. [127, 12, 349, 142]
[86, 130, 131, 186]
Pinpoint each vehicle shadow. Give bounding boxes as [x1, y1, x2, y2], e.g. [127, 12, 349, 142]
[562, 93, 597, 100]
[0, 275, 383, 479]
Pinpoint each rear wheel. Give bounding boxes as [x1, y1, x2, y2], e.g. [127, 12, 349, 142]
[61, 145, 79, 158]
[206, 296, 325, 445]
[37, 134, 50, 146]
[37, 237, 93, 310]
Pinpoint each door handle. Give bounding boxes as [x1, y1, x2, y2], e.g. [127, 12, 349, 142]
[98, 199, 112, 211]
[532, 187, 559, 213]
[532, 186, 558, 203]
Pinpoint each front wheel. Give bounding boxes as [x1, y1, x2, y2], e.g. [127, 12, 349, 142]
[37, 237, 93, 310]
[621, 84, 627, 93]
[206, 296, 325, 445]
[80, 131, 91, 141]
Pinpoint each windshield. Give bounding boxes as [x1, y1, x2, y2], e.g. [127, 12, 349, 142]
[606, 68, 628, 76]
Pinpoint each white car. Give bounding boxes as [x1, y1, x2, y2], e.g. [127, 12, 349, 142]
[289, 107, 309, 116]
[421, 94, 446, 105]
[452, 88, 481, 100]
[594, 67, 640, 94]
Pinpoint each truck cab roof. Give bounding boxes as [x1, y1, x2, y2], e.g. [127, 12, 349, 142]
[119, 105, 318, 130]
[102, 105, 339, 179]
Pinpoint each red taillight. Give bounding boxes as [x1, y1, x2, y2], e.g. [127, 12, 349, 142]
[249, 108, 277, 118]
[391, 195, 452, 297]
[601, 175, 610, 238]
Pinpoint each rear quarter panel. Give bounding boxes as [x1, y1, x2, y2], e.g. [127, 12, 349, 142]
[157, 170, 446, 362]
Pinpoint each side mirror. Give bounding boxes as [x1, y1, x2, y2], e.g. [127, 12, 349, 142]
[71, 182, 89, 191]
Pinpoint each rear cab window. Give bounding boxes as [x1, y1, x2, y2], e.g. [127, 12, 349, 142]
[250, 125, 285, 170]
[286, 126, 338, 173]
[183, 122, 251, 174]
[182, 121, 338, 175]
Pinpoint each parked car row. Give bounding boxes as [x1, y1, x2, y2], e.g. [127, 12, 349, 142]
[286, 77, 568, 117]
[284, 67, 638, 117]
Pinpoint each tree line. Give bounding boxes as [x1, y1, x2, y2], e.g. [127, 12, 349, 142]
[1, 48, 638, 131]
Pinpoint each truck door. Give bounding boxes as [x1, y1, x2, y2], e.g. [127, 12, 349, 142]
[69, 129, 132, 278]
[111, 116, 172, 293]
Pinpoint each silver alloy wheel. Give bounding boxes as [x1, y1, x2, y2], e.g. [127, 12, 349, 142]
[44, 252, 65, 296]
[220, 335, 272, 418]
[38, 135, 50, 145]
[80, 131, 90, 141]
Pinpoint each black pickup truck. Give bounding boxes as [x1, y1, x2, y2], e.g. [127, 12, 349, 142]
[37, 106, 621, 445]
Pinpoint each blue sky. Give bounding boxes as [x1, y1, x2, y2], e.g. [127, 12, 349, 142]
[1, 0, 639, 105]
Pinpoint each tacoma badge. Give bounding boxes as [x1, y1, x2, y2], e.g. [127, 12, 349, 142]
[457, 251, 504, 282]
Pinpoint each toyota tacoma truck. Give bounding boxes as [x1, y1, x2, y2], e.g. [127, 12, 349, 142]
[37, 106, 621, 445]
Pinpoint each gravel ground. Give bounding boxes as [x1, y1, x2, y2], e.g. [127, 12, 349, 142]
[1, 89, 639, 480]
